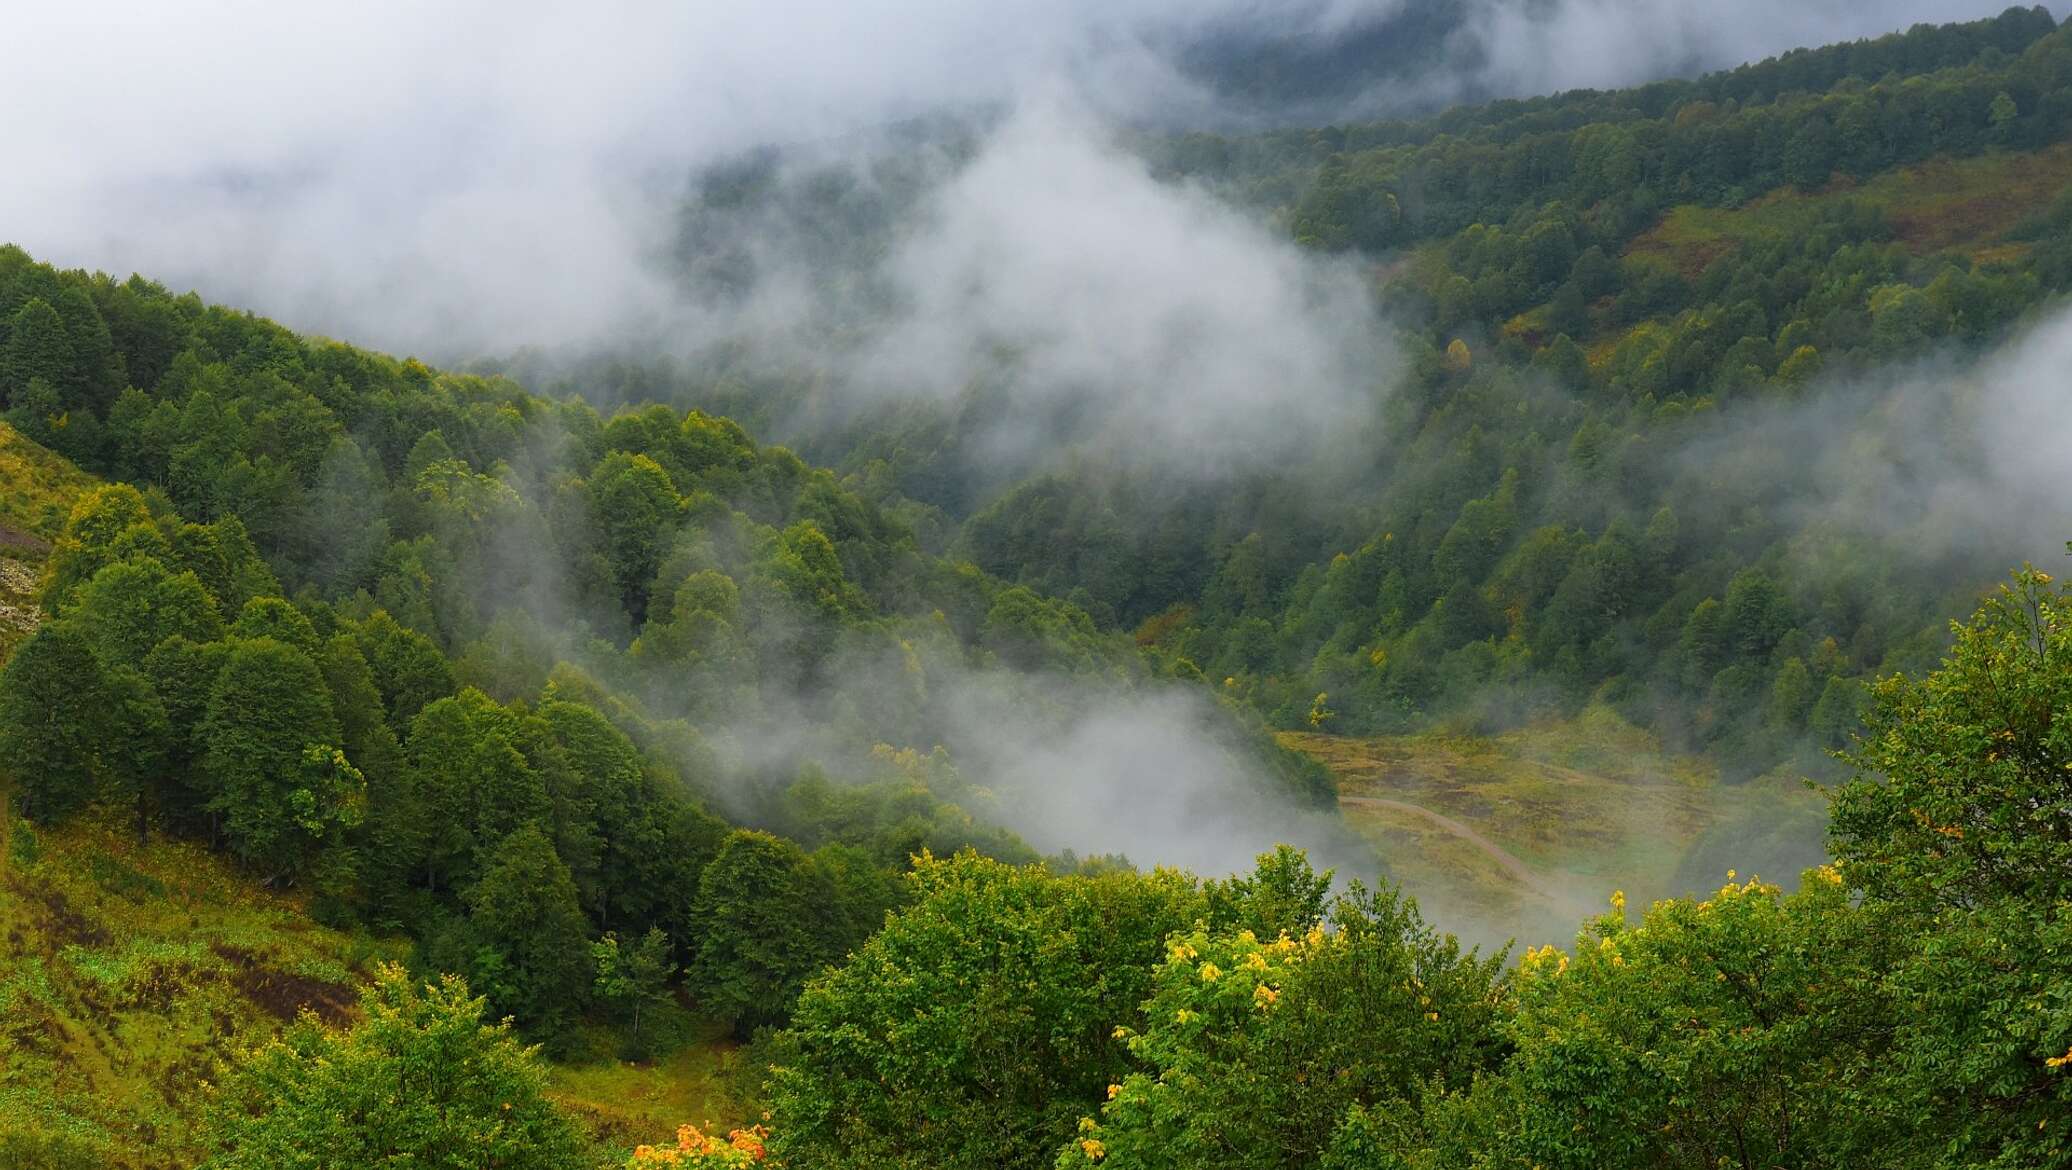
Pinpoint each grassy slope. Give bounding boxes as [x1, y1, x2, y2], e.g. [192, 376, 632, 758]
[546, 1032, 746, 1151]
[0, 806, 747, 1168]
[0, 811, 389, 1167]
[0, 420, 97, 544]
[0, 421, 95, 664]
[1283, 707, 1826, 948]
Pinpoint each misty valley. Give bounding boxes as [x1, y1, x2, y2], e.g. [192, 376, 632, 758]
[5, 2, 2072, 1168]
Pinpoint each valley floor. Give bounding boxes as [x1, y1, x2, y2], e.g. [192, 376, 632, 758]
[1283, 708, 1830, 947]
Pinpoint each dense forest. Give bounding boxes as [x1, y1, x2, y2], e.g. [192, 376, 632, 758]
[2, 5, 2072, 1169]
[567, 4, 2072, 782]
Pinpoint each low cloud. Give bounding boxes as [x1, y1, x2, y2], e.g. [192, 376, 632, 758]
[1668, 303, 2072, 574]
[843, 98, 1393, 474]
[943, 681, 1360, 878]
[7, 1, 2040, 364]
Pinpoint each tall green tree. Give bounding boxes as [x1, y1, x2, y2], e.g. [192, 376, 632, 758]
[0, 625, 108, 822]
[64, 556, 223, 669]
[141, 634, 232, 825]
[198, 638, 354, 880]
[353, 610, 455, 731]
[461, 823, 593, 1033]
[770, 851, 1208, 1170]
[101, 665, 173, 842]
[230, 595, 321, 656]
[1, 296, 74, 406]
[593, 926, 678, 1054]
[686, 829, 827, 1035]
[5, 376, 65, 445]
[536, 699, 646, 928]
[1063, 882, 1508, 1170]
[404, 688, 551, 893]
[41, 482, 155, 608]
[588, 451, 680, 621]
[1410, 875, 1891, 1170]
[1829, 568, 2072, 1167]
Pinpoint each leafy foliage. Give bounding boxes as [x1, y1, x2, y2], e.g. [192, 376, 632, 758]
[769, 851, 1212, 1170]
[201, 964, 587, 1170]
[6, 11, 2072, 1166]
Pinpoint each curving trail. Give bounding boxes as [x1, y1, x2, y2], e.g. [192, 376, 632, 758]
[1339, 795, 1569, 904]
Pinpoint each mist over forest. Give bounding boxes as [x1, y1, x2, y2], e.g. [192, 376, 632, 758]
[4, 3, 2072, 1168]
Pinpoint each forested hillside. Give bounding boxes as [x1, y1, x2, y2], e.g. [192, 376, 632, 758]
[568, 6, 2072, 782]
[0, 243, 1323, 1164]
[3, 5, 2072, 1169]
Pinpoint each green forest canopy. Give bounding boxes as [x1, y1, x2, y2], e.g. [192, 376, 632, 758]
[2, 6, 2072, 1167]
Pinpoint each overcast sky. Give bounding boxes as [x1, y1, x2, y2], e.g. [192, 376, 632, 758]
[5, 1, 2049, 358]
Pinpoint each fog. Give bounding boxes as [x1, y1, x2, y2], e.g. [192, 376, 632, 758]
[847, 98, 1392, 473]
[1672, 303, 2072, 574]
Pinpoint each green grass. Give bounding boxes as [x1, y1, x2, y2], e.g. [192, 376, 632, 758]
[547, 1028, 749, 1151]
[0, 806, 740, 1168]
[1283, 707, 1827, 948]
[0, 420, 95, 666]
[0, 420, 96, 544]
[0, 807, 392, 1168]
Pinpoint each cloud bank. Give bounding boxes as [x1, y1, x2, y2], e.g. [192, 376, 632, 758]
[6, 0, 2043, 363]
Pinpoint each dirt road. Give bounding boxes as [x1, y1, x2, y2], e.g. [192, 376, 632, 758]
[1339, 795, 1571, 905]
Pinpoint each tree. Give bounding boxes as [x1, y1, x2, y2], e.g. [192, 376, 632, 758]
[1206, 843, 1333, 939]
[41, 483, 155, 609]
[594, 927, 678, 1054]
[538, 699, 649, 928]
[634, 569, 747, 671]
[169, 516, 281, 619]
[54, 284, 121, 411]
[590, 451, 681, 621]
[101, 665, 172, 841]
[769, 851, 1207, 1170]
[318, 634, 413, 917]
[201, 964, 585, 1170]
[1783, 117, 1836, 191]
[0, 625, 108, 822]
[404, 688, 551, 893]
[64, 556, 223, 669]
[139, 634, 231, 822]
[1776, 344, 1823, 388]
[461, 824, 593, 1034]
[1545, 280, 1591, 340]
[5, 376, 64, 445]
[1827, 569, 2072, 1165]
[1443, 338, 1473, 373]
[198, 638, 354, 879]
[686, 830, 827, 1035]
[1990, 90, 2019, 141]
[1, 296, 75, 407]
[353, 610, 454, 730]
[1764, 656, 1814, 732]
[230, 595, 320, 656]
[1722, 568, 1793, 658]
[1061, 882, 1508, 1170]
[1422, 874, 1891, 1170]
[756, 520, 865, 621]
